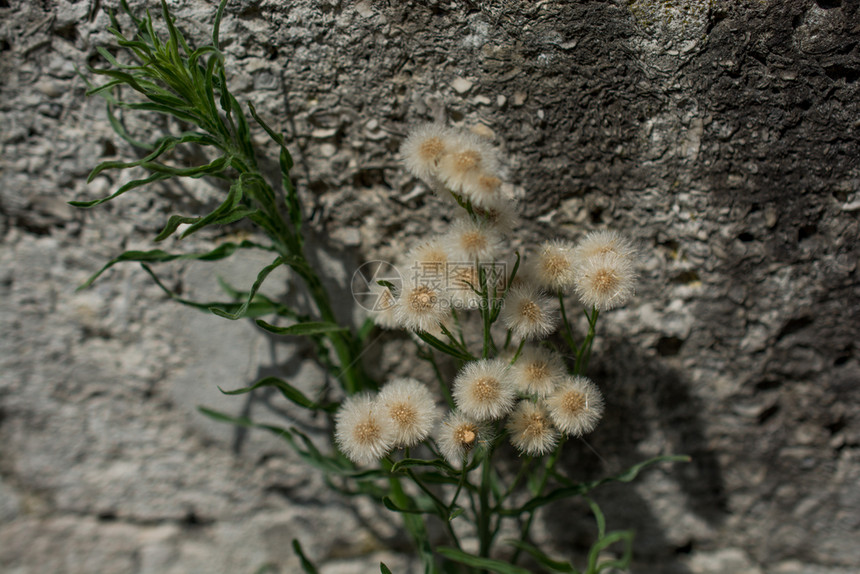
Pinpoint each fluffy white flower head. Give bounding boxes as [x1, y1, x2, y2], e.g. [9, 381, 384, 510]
[546, 375, 604, 437]
[574, 251, 636, 310]
[436, 131, 501, 194]
[507, 401, 559, 456]
[452, 359, 517, 420]
[436, 410, 490, 466]
[511, 346, 566, 397]
[500, 285, 560, 341]
[443, 218, 502, 263]
[529, 239, 577, 292]
[573, 230, 637, 263]
[335, 393, 395, 466]
[402, 123, 454, 182]
[377, 378, 438, 447]
[394, 278, 450, 332]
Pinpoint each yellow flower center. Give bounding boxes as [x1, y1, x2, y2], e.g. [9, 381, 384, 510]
[408, 285, 436, 312]
[561, 390, 586, 415]
[419, 137, 445, 162]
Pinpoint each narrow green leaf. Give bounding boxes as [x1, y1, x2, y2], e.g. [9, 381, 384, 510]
[76, 241, 261, 289]
[504, 540, 577, 573]
[391, 458, 456, 475]
[218, 376, 334, 412]
[507, 455, 690, 515]
[382, 496, 433, 516]
[415, 331, 475, 362]
[197, 406, 293, 441]
[586, 496, 606, 539]
[380, 563, 393, 574]
[436, 547, 531, 574]
[70, 172, 170, 208]
[209, 256, 283, 320]
[212, 0, 229, 47]
[255, 320, 347, 337]
[586, 531, 634, 574]
[292, 539, 319, 574]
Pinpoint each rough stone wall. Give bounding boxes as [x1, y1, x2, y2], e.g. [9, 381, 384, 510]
[1, 0, 859, 573]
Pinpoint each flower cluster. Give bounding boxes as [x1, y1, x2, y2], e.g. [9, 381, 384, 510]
[336, 123, 635, 465]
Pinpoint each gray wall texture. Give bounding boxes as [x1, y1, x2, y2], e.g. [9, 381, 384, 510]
[1, 0, 859, 572]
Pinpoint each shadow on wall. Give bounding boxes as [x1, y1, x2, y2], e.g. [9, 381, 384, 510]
[541, 338, 728, 573]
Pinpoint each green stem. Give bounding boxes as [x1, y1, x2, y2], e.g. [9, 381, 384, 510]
[511, 438, 566, 565]
[575, 307, 600, 375]
[478, 451, 494, 558]
[557, 290, 578, 353]
[509, 339, 526, 364]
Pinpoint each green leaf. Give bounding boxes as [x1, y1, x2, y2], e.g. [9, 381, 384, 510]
[209, 256, 283, 320]
[218, 376, 334, 412]
[382, 496, 434, 516]
[255, 320, 347, 337]
[391, 458, 457, 476]
[586, 496, 605, 539]
[415, 331, 474, 362]
[380, 563, 393, 574]
[504, 540, 577, 573]
[291, 539, 319, 574]
[436, 547, 531, 574]
[69, 172, 170, 208]
[507, 455, 690, 515]
[197, 406, 294, 441]
[76, 241, 262, 290]
[586, 531, 633, 574]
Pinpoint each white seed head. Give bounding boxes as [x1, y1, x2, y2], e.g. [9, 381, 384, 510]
[436, 410, 491, 466]
[511, 346, 567, 397]
[377, 378, 439, 447]
[573, 230, 637, 263]
[394, 279, 450, 333]
[452, 359, 517, 420]
[436, 131, 501, 194]
[546, 375, 604, 437]
[574, 252, 636, 311]
[442, 218, 503, 263]
[500, 284, 560, 341]
[402, 123, 456, 182]
[528, 239, 578, 292]
[507, 400, 559, 456]
[335, 393, 396, 466]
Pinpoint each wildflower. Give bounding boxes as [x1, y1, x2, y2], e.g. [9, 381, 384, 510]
[510, 346, 566, 397]
[436, 410, 491, 466]
[442, 218, 502, 263]
[335, 393, 395, 465]
[394, 278, 450, 332]
[436, 132, 501, 194]
[546, 375, 604, 437]
[378, 378, 438, 447]
[402, 123, 454, 182]
[573, 251, 636, 310]
[500, 285, 559, 341]
[474, 197, 519, 235]
[507, 401, 558, 456]
[452, 359, 517, 420]
[528, 239, 577, 292]
[459, 171, 504, 208]
[573, 230, 637, 262]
